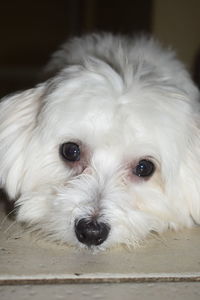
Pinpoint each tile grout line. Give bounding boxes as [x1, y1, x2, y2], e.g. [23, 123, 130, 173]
[1, 273, 200, 285]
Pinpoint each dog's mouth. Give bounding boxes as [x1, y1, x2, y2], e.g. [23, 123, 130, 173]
[74, 218, 110, 247]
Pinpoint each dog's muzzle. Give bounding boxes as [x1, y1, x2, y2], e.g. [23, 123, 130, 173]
[75, 218, 110, 246]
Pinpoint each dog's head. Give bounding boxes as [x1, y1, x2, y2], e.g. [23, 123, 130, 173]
[0, 34, 200, 249]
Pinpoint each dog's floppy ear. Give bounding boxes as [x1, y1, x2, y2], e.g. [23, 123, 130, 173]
[179, 116, 200, 225]
[0, 85, 45, 199]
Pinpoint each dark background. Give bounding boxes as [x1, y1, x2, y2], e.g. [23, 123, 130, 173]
[0, 0, 199, 98]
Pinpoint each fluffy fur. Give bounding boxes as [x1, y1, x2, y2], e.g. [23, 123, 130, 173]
[0, 33, 200, 249]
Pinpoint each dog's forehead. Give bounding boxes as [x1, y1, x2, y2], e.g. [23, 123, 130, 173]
[43, 92, 160, 149]
[40, 74, 191, 159]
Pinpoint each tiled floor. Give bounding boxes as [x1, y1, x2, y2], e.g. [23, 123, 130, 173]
[1, 283, 200, 300]
[1, 207, 200, 299]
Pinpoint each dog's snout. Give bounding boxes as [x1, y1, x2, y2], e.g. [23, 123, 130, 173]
[75, 219, 110, 246]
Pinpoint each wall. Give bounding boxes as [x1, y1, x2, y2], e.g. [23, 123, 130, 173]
[152, 0, 200, 70]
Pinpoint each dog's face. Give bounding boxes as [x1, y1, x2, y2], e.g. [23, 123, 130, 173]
[1, 34, 200, 249]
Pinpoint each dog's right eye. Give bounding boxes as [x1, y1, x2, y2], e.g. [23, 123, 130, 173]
[60, 142, 80, 162]
[133, 159, 155, 178]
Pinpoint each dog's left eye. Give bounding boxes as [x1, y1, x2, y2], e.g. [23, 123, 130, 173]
[133, 159, 155, 178]
[60, 142, 80, 162]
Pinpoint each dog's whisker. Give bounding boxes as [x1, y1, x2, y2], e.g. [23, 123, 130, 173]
[3, 219, 18, 234]
[0, 208, 17, 228]
[6, 228, 25, 241]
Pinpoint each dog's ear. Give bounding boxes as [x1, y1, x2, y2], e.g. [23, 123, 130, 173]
[179, 117, 200, 225]
[0, 85, 45, 199]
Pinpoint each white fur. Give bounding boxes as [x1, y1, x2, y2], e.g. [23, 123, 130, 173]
[0, 32, 200, 249]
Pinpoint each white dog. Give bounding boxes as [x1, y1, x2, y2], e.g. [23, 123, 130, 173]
[0, 33, 200, 249]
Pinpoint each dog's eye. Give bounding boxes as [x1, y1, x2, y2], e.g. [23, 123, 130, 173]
[133, 159, 155, 177]
[60, 142, 80, 162]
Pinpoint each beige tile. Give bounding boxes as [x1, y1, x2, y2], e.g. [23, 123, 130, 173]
[1, 283, 200, 300]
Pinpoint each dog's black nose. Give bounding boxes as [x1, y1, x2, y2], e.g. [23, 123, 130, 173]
[75, 219, 110, 246]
